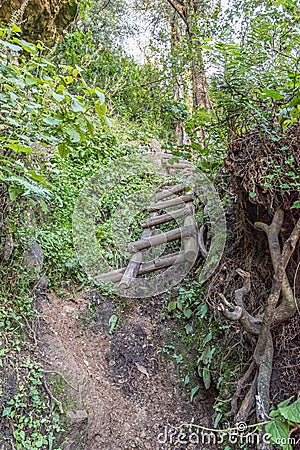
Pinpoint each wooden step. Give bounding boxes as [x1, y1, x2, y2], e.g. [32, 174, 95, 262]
[147, 193, 194, 212]
[95, 251, 186, 283]
[141, 205, 193, 229]
[164, 162, 193, 169]
[156, 183, 187, 201]
[128, 224, 197, 253]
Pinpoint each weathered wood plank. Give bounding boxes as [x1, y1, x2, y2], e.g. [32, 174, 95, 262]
[95, 251, 185, 283]
[141, 205, 193, 228]
[164, 162, 193, 169]
[147, 193, 194, 212]
[128, 224, 197, 253]
[183, 208, 199, 262]
[155, 183, 187, 201]
[95, 267, 126, 283]
[119, 211, 159, 289]
[119, 251, 143, 290]
[198, 224, 208, 257]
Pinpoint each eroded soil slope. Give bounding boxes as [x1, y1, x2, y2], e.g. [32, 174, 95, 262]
[37, 290, 214, 450]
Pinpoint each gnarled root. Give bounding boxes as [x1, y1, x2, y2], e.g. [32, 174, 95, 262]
[219, 209, 300, 426]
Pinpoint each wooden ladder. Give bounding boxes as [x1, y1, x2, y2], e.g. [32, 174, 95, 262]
[96, 154, 200, 290]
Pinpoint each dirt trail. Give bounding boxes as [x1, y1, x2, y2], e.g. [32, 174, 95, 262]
[37, 290, 214, 450]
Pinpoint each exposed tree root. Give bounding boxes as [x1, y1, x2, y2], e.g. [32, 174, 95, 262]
[219, 209, 300, 425]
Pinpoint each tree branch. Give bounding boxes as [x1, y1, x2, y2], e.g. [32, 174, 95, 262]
[165, 0, 186, 24]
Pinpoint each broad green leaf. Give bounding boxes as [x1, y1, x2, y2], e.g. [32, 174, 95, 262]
[202, 367, 211, 389]
[42, 117, 61, 126]
[265, 419, 290, 445]
[203, 332, 213, 345]
[2, 407, 12, 417]
[35, 438, 44, 448]
[95, 88, 105, 103]
[8, 186, 23, 201]
[168, 301, 177, 312]
[25, 76, 37, 86]
[1, 40, 21, 52]
[19, 39, 37, 53]
[278, 398, 300, 423]
[291, 201, 300, 209]
[58, 143, 70, 158]
[27, 170, 46, 183]
[86, 119, 95, 135]
[198, 303, 208, 318]
[183, 308, 193, 318]
[95, 99, 107, 118]
[65, 127, 81, 143]
[64, 76, 73, 85]
[11, 24, 22, 33]
[39, 198, 48, 213]
[5, 117, 20, 126]
[6, 176, 51, 199]
[5, 143, 33, 153]
[190, 385, 200, 401]
[71, 98, 86, 113]
[277, 396, 294, 409]
[261, 88, 284, 101]
[52, 92, 65, 102]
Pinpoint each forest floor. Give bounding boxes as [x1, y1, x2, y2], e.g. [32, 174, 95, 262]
[36, 288, 215, 450]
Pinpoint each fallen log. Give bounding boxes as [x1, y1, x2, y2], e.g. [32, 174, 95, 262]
[128, 224, 197, 253]
[147, 193, 194, 212]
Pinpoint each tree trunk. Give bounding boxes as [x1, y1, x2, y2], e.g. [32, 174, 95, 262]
[170, 14, 185, 145]
[0, 0, 78, 45]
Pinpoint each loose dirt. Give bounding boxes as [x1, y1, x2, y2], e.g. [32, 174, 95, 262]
[37, 289, 215, 450]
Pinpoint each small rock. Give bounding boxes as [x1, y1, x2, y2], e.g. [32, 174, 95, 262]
[3, 233, 14, 261]
[36, 275, 48, 291]
[66, 409, 88, 423]
[22, 240, 44, 276]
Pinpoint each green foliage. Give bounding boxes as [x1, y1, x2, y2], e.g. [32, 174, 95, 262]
[1, 359, 61, 450]
[210, 1, 300, 134]
[0, 24, 108, 216]
[266, 397, 300, 450]
[0, 25, 167, 288]
[0, 260, 62, 449]
[55, 31, 178, 138]
[0, 27, 107, 156]
[1, 1, 299, 446]
[163, 280, 233, 404]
